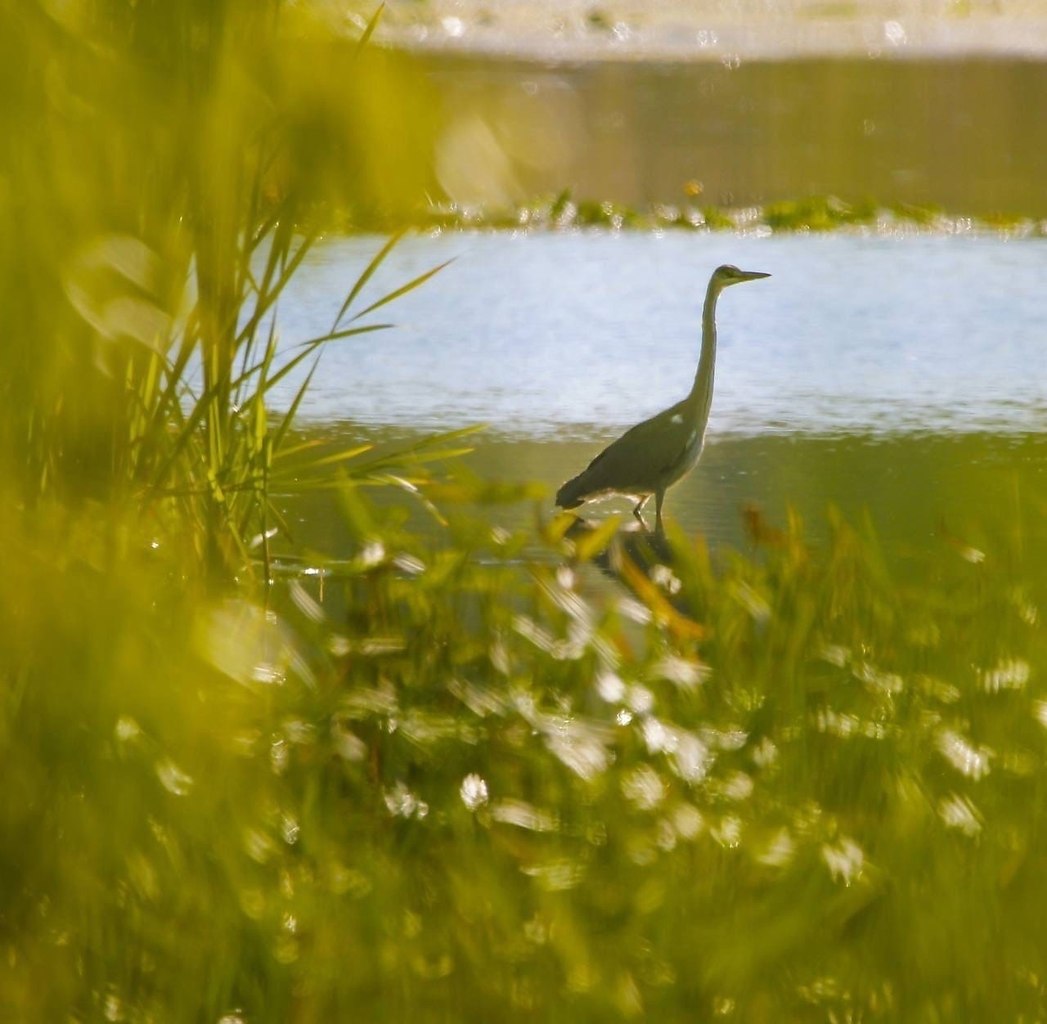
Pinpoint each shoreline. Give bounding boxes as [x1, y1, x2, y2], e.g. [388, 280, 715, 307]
[328, 1, 1047, 63]
[378, 20, 1047, 65]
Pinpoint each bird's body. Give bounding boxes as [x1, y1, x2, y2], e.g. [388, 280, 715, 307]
[555, 395, 701, 509]
[556, 264, 769, 532]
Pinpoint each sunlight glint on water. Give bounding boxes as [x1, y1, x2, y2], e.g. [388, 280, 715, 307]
[277, 231, 1047, 438]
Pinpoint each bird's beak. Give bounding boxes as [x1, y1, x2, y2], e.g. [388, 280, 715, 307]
[738, 270, 771, 281]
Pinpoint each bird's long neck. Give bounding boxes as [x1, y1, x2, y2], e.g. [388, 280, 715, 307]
[687, 280, 721, 425]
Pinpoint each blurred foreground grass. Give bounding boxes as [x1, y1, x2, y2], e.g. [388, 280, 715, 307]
[4, 488, 1047, 1021]
[4, 2, 1047, 1021]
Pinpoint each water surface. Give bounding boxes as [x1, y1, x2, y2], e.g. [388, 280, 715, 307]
[280, 230, 1046, 437]
[275, 230, 1046, 560]
[410, 53, 1047, 215]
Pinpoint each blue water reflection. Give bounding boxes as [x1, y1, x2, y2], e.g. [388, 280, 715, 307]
[276, 230, 1046, 438]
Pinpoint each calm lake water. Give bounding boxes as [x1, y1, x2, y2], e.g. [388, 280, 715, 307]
[281, 230, 1046, 437]
[276, 230, 1046, 559]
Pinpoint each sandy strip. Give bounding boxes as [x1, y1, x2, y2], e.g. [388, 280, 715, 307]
[318, 0, 1047, 61]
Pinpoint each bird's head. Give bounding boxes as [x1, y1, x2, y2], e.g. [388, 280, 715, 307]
[712, 264, 771, 289]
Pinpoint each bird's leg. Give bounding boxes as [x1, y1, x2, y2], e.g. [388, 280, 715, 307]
[633, 495, 650, 529]
[654, 490, 665, 536]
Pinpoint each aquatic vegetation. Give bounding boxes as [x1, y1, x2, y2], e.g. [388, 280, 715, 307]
[4, 486, 1047, 1021]
[762, 194, 878, 231]
[421, 188, 1047, 236]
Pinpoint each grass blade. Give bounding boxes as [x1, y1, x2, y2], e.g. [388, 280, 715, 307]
[354, 3, 384, 55]
[347, 258, 455, 324]
[331, 228, 406, 333]
[270, 356, 320, 454]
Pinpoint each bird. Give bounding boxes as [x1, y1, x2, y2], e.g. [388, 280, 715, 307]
[555, 263, 769, 533]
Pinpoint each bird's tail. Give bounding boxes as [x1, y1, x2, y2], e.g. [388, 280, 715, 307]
[555, 474, 586, 509]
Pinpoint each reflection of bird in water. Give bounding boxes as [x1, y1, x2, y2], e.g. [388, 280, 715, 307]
[556, 264, 769, 533]
[565, 515, 673, 577]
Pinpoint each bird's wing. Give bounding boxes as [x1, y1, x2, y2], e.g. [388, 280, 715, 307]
[576, 402, 693, 491]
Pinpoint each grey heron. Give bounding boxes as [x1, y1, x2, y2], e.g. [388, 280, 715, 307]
[555, 263, 769, 532]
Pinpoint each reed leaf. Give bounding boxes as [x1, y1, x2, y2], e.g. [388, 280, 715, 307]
[346, 257, 456, 324]
[330, 227, 406, 333]
[354, 3, 386, 55]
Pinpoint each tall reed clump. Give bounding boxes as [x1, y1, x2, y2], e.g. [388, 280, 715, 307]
[0, 0, 437, 576]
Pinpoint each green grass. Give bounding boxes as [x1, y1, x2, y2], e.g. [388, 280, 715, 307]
[0, 1, 436, 576]
[4, 491, 1047, 1021]
[4, 2, 1047, 1021]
